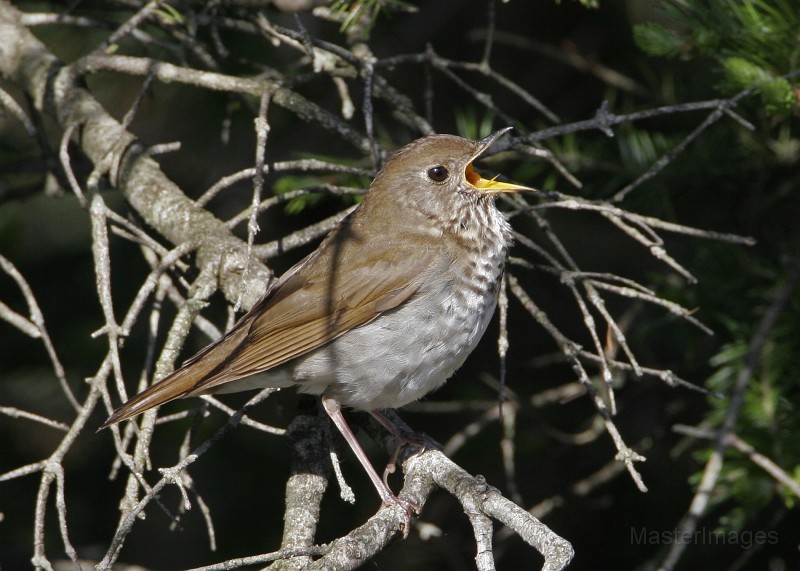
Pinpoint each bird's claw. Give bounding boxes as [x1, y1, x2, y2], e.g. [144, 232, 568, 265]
[380, 493, 420, 539]
[382, 430, 441, 488]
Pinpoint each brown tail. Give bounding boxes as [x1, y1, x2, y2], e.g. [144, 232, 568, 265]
[99, 368, 203, 429]
[99, 320, 253, 429]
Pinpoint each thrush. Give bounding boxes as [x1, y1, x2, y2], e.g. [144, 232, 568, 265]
[103, 127, 533, 517]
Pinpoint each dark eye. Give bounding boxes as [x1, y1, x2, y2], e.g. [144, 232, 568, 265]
[427, 165, 449, 182]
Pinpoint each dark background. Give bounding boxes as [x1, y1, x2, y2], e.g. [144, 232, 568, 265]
[1, 1, 799, 570]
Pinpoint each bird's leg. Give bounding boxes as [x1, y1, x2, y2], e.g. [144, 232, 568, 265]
[321, 396, 418, 534]
[368, 409, 442, 488]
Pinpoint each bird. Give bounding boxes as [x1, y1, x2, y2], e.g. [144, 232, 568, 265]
[102, 127, 533, 519]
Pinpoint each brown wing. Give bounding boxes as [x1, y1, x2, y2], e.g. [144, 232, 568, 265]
[183, 251, 429, 394]
[101, 217, 439, 428]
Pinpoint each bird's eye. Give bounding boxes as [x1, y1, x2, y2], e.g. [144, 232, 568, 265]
[427, 165, 449, 183]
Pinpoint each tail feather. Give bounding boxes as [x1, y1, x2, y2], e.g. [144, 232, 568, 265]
[100, 368, 204, 429]
[100, 318, 253, 429]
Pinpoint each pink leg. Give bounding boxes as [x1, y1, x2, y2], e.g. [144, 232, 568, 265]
[321, 396, 417, 533]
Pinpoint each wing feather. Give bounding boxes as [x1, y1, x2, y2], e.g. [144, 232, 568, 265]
[103, 213, 440, 427]
[186, 262, 429, 393]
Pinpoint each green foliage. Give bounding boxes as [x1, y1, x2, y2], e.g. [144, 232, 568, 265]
[273, 175, 331, 215]
[153, 2, 185, 26]
[454, 107, 497, 142]
[702, 272, 800, 530]
[722, 57, 796, 115]
[330, 0, 414, 32]
[769, 123, 800, 164]
[633, 0, 800, 116]
[633, 22, 686, 58]
[616, 123, 676, 168]
[273, 171, 366, 215]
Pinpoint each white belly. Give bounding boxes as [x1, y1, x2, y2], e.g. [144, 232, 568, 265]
[291, 284, 498, 409]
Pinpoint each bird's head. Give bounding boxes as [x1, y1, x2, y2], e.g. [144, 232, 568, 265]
[366, 128, 534, 228]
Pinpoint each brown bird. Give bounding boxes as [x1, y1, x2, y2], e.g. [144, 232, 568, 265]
[103, 127, 532, 516]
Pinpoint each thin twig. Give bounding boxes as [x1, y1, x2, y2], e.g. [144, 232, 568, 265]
[236, 90, 271, 312]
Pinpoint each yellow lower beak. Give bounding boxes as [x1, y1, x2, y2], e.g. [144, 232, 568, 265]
[466, 164, 536, 194]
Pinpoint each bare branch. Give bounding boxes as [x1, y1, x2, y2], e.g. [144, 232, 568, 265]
[0, 3, 779, 570]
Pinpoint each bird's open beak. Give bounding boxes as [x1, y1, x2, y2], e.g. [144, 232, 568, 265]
[467, 127, 536, 195]
[465, 163, 534, 194]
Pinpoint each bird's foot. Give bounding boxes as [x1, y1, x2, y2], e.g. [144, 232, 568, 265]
[369, 409, 442, 487]
[378, 490, 420, 539]
[381, 428, 441, 489]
